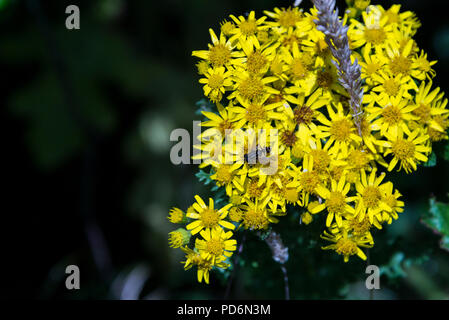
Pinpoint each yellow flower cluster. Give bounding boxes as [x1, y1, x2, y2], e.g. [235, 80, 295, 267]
[168, 2, 449, 282]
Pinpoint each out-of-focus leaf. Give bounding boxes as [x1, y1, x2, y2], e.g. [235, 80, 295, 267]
[423, 152, 437, 167]
[422, 197, 449, 252]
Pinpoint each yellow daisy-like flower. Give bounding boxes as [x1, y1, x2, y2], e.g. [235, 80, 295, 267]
[264, 7, 303, 31]
[229, 94, 284, 128]
[379, 4, 421, 33]
[167, 207, 185, 224]
[229, 11, 268, 47]
[310, 175, 356, 227]
[321, 227, 373, 262]
[168, 228, 191, 248]
[412, 80, 449, 133]
[381, 128, 431, 173]
[241, 197, 275, 230]
[365, 71, 417, 106]
[192, 28, 244, 68]
[195, 228, 237, 264]
[355, 169, 392, 224]
[316, 103, 362, 157]
[348, 8, 393, 50]
[367, 95, 418, 137]
[199, 67, 233, 102]
[229, 71, 279, 103]
[186, 195, 235, 235]
[359, 45, 388, 85]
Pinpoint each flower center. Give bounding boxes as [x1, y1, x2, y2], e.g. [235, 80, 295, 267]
[208, 74, 224, 89]
[278, 9, 302, 27]
[209, 44, 231, 67]
[326, 191, 346, 214]
[362, 186, 382, 209]
[247, 179, 264, 198]
[349, 216, 372, 235]
[316, 70, 334, 89]
[300, 171, 320, 193]
[390, 56, 411, 76]
[200, 208, 220, 228]
[310, 149, 330, 172]
[348, 150, 369, 169]
[330, 119, 353, 142]
[243, 208, 269, 230]
[392, 139, 415, 160]
[382, 105, 402, 125]
[247, 51, 267, 74]
[215, 165, 233, 184]
[239, 77, 265, 101]
[281, 129, 298, 147]
[335, 238, 358, 256]
[206, 238, 224, 256]
[364, 27, 386, 45]
[294, 105, 314, 125]
[246, 103, 266, 124]
[413, 103, 431, 123]
[383, 78, 400, 96]
[240, 20, 257, 36]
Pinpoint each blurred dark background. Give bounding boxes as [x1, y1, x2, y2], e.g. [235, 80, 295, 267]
[1, 0, 449, 299]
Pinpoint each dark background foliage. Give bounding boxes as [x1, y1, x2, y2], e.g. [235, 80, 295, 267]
[1, 0, 449, 299]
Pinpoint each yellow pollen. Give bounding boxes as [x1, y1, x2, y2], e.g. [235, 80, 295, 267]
[326, 191, 346, 214]
[335, 238, 358, 256]
[290, 58, 309, 79]
[247, 179, 264, 198]
[277, 9, 302, 27]
[348, 150, 369, 169]
[384, 194, 397, 209]
[208, 74, 224, 89]
[240, 20, 258, 36]
[209, 44, 231, 67]
[382, 105, 402, 125]
[412, 103, 431, 123]
[294, 105, 314, 125]
[246, 103, 266, 124]
[215, 165, 233, 184]
[300, 171, 320, 193]
[390, 56, 411, 76]
[330, 119, 353, 142]
[365, 62, 380, 76]
[364, 27, 386, 45]
[363, 186, 382, 208]
[200, 208, 221, 228]
[392, 139, 415, 160]
[247, 51, 267, 74]
[206, 238, 224, 256]
[349, 216, 371, 235]
[229, 207, 243, 222]
[239, 77, 265, 101]
[310, 149, 330, 172]
[383, 79, 400, 96]
[243, 208, 269, 230]
[220, 20, 235, 36]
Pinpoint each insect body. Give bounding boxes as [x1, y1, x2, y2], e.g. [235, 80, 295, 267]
[244, 146, 271, 164]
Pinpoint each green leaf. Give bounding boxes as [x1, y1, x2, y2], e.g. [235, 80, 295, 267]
[195, 169, 214, 186]
[422, 197, 449, 251]
[423, 152, 437, 167]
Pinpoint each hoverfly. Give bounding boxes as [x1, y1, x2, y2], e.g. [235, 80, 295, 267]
[243, 146, 271, 164]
